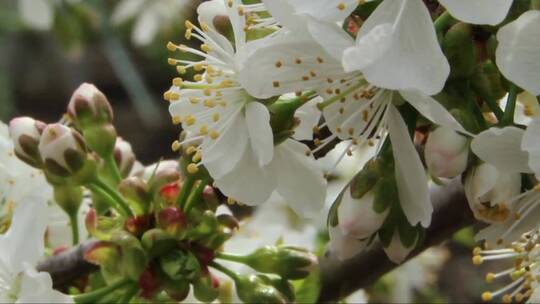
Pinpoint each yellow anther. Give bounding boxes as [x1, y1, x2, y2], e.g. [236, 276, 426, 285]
[481, 292, 492, 302]
[210, 130, 219, 140]
[199, 125, 208, 135]
[185, 115, 196, 126]
[472, 255, 483, 265]
[185, 20, 194, 29]
[204, 99, 216, 107]
[167, 58, 177, 65]
[166, 42, 177, 51]
[194, 74, 203, 82]
[172, 77, 183, 87]
[171, 140, 182, 152]
[169, 93, 180, 101]
[473, 247, 482, 255]
[200, 22, 209, 32]
[227, 197, 236, 205]
[237, 6, 245, 16]
[227, 0, 233, 7]
[185, 29, 192, 40]
[485, 273, 495, 283]
[502, 294, 512, 303]
[275, 61, 283, 68]
[172, 116, 182, 125]
[201, 44, 211, 53]
[203, 88, 212, 96]
[273, 81, 280, 88]
[212, 113, 220, 122]
[194, 63, 205, 72]
[163, 91, 172, 101]
[515, 293, 524, 302]
[187, 163, 199, 174]
[186, 146, 197, 155]
[177, 66, 187, 74]
[192, 151, 202, 163]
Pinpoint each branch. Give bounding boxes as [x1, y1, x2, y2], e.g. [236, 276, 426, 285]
[318, 178, 474, 302]
[38, 179, 474, 300]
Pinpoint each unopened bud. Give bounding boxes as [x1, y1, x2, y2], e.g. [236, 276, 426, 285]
[159, 250, 200, 281]
[162, 278, 190, 302]
[114, 137, 136, 176]
[124, 215, 151, 237]
[111, 231, 147, 280]
[425, 126, 469, 178]
[193, 272, 220, 303]
[39, 124, 94, 181]
[67, 83, 113, 129]
[158, 207, 187, 236]
[82, 124, 117, 158]
[118, 176, 149, 215]
[235, 274, 287, 304]
[327, 226, 368, 260]
[382, 231, 417, 264]
[83, 241, 120, 268]
[138, 268, 160, 299]
[243, 245, 318, 280]
[141, 228, 176, 257]
[337, 188, 387, 239]
[8, 117, 46, 167]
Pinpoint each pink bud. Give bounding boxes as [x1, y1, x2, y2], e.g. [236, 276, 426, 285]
[8, 117, 46, 166]
[67, 83, 113, 128]
[114, 137, 136, 176]
[158, 207, 187, 235]
[337, 189, 387, 239]
[425, 126, 469, 178]
[38, 123, 87, 176]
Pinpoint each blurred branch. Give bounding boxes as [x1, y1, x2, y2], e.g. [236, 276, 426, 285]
[318, 178, 474, 302]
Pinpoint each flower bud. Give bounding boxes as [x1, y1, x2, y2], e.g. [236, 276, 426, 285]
[464, 163, 521, 223]
[162, 277, 190, 302]
[382, 231, 417, 264]
[327, 226, 368, 260]
[82, 124, 117, 158]
[67, 83, 113, 129]
[159, 250, 200, 281]
[243, 245, 318, 280]
[141, 228, 176, 257]
[118, 176, 149, 215]
[38, 124, 95, 181]
[235, 274, 287, 304]
[193, 272, 220, 303]
[9, 116, 46, 167]
[125, 215, 151, 237]
[425, 126, 469, 178]
[158, 207, 187, 236]
[337, 189, 387, 239]
[83, 241, 120, 268]
[111, 230, 147, 280]
[53, 184, 83, 217]
[138, 268, 160, 299]
[114, 137, 136, 176]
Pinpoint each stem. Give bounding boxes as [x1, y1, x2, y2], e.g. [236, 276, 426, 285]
[177, 174, 195, 209]
[434, 11, 455, 33]
[184, 178, 211, 214]
[209, 261, 240, 281]
[69, 213, 79, 246]
[216, 252, 248, 264]
[463, 84, 487, 132]
[118, 283, 139, 303]
[86, 184, 127, 216]
[317, 79, 367, 110]
[90, 178, 132, 216]
[105, 154, 123, 184]
[73, 278, 131, 304]
[536, 96, 540, 107]
[481, 94, 505, 122]
[502, 84, 518, 126]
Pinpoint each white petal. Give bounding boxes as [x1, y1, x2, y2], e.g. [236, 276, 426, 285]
[387, 106, 432, 227]
[383, 231, 416, 264]
[223, 0, 246, 48]
[262, 0, 306, 32]
[522, 116, 540, 179]
[357, 0, 449, 95]
[201, 110, 248, 179]
[306, 18, 354, 61]
[292, 0, 359, 22]
[400, 90, 472, 136]
[245, 102, 274, 166]
[272, 139, 327, 218]
[132, 10, 159, 46]
[110, 0, 145, 24]
[425, 126, 469, 178]
[0, 201, 48, 273]
[328, 226, 368, 260]
[343, 23, 394, 72]
[18, 0, 53, 30]
[496, 11, 540, 96]
[239, 35, 344, 99]
[471, 127, 531, 174]
[213, 147, 275, 204]
[293, 96, 322, 141]
[439, 0, 512, 25]
[337, 189, 387, 239]
[16, 267, 73, 303]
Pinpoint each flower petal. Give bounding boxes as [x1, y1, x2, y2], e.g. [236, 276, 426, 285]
[0, 200, 48, 273]
[292, 0, 359, 23]
[356, 0, 449, 95]
[16, 267, 73, 303]
[383, 231, 416, 264]
[522, 116, 540, 179]
[471, 127, 531, 174]
[496, 11, 540, 96]
[306, 18, 354, 61]
[293, 96, 322, 141]
[438, 0, 512, 25]
[201, 109, 248, 179]
[214, 146, 276, 205]
[272, 139, 326, 218]
[245, 102, 274, 166]
[399, 90, 471, 136]
[239, 35, 344, 99]
[387, 105, 432, 227]
[328, 226, 368, 260]
[343, 23, 394, 72]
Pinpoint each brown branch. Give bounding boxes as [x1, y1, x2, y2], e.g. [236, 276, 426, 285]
[318, 178, 475, 302]
[38, 179, 474, 300]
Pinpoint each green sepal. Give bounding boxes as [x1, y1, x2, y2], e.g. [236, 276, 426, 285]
[159, 250, 201, 281]
[141, 228, 177, 258]
[111, 231, 148, 280]
[193, 274, 220, 303]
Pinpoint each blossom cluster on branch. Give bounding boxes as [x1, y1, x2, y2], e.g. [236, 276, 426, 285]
[2, 0, 540, 303]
